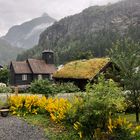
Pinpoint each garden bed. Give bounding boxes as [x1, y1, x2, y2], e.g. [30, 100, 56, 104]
[23, 114, 79, 140]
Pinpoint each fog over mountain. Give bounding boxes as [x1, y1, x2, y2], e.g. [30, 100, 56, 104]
[0, 38, 23, 65]
[0, 0, 120, 36]
[17, 0, 140, 64]
[2, 14, 56, 49]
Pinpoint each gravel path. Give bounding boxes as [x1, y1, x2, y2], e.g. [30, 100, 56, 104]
[0, 116, 48, 140]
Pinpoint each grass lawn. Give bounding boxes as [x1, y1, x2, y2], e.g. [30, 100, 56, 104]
[123, 113, 136, 123]
[23, 113, 140, 140]
[23, 114, 79, 140]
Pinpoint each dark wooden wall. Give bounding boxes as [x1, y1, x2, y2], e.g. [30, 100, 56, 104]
[33, 74, 50, 81]
[10, 73, 51, 86]
[14, 74, 32, 86]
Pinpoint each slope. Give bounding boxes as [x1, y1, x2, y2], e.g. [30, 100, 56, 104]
[3, 13, 56, 49]
[0, 38, 23, 65]
[17, 0, 140, 64]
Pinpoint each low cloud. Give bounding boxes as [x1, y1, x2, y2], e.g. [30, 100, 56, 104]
[0, 0, 120, 36]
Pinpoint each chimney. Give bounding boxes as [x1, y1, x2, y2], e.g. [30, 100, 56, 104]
[42, 50, 54, 64]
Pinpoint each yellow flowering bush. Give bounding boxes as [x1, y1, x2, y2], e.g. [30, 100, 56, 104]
[9, 95, 71, 121]
[93, 117, 130, 140]
[107, 117, 128, 133]
[9, 95, 47, 116]
[45, 97, 71, 123]
[73, 121, 83, 138]
[130, 125, 140, 139]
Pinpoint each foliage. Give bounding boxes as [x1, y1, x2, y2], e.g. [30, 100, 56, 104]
[24, 114, 79, 140]
[104, 117, 140, 140]
[0, 67, 9, 84]
[30, 79, 55, 96]
[106, 117, 132, 140]
[9, 95, 47, 116]
[9, 94, 71, 122]
[65, 75, 126, 138]
[45, 97, 71, 123]
[24, 114, 140, 140]
[0, 86, 12, 93]
[54, 82, 80, 93]
[109, 38, 140, 122]
[30, 79, 80, 95]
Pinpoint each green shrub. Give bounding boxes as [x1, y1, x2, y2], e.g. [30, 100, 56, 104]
[30, 79, 80, 96]
[65, 75, 126, 139]
[0, 86, 12, 93]
[54, 82, 80, 93]
[30, 79, 55, 96]
[0, 67, 9, 84]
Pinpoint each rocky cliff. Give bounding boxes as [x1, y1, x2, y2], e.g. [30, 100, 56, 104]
[17, 0, 140, 64]
[3, 13, 56, 49]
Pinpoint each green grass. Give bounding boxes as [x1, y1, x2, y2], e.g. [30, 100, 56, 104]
[120, 113, 140, 125]
[23, 114, 79, 140]
[124, 114, 136, 123]
[22, 113, 140, 140]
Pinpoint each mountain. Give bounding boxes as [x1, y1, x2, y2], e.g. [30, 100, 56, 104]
[17, 0, 140, 64]
[3, 13, 56, 49]
[0, 38, 23, 65]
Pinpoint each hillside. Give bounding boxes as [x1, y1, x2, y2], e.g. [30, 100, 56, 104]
[17, 0, 140, 64]
[3, 13, 56, 49]
[0, 38, 23, 65]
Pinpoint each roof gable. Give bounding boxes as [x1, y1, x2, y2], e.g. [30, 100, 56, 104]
[11, 59, 56, 74]
[27, 59, 56, 74]
[11, 61, 32, 74]
[53, 58, 110, 80]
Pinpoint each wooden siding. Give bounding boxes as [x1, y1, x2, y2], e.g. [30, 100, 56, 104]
[14, 74, 33, 86]
[9, 65, 15, 85]
[33, 74, 50, 81]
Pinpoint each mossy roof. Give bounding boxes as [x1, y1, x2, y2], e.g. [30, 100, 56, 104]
[53, 58, 110, 80]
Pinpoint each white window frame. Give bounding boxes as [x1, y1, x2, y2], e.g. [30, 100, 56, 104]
[22, 74, 27, 81]
[38, 74, 42, 80]
[49, 74, 53, 80]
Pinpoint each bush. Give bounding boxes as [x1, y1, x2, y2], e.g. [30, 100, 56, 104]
[54, 82, 80, 93]
[65, 75, 126, 139]
[9, 95, 47, 116]
[30, 79, 55, 96]
[0, 86, 12, 93]
[30, 79, 80, 96]
[9, 95, 71, 120]
[45, 97, 71, 123]
[0, 67, 9, 84]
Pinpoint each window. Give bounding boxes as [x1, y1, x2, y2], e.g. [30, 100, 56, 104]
[38, 74, 42, 80]
[22, 74, 27, 81]
[49, 74, 53, 80]
[49, 54, 52, 58]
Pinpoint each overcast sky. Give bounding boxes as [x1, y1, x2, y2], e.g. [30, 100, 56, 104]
[0, 0, 120, 36]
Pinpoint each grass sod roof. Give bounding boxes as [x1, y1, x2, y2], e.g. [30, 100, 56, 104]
[53, 58, 110, 80]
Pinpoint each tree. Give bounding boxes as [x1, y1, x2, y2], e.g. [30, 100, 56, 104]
[109, 38, 140, 122]
[0, 67, 9, 84]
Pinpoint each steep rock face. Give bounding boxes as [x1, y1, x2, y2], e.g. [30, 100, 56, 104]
[3, 13, 56, 49]
[0, 38, 23, 65]
[17, 0, 140, 64]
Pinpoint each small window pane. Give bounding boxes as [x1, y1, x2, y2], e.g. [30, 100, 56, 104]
[49, 74, 53, 80]
[38, 74, 42, 80]
[22, 74, 27, 81]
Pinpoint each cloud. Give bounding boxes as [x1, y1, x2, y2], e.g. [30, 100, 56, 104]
[0, 0, 120, 36]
